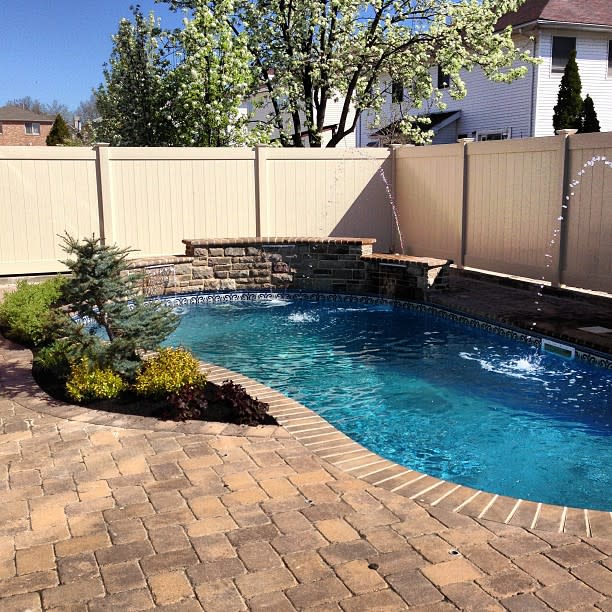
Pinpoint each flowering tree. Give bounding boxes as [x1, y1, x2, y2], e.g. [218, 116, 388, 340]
[164, 0, 267, 146]
[162, 0, 532, 146]
[95, 7, 173, 145]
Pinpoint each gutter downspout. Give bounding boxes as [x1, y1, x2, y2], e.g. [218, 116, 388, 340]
[530, 33, 537, 137]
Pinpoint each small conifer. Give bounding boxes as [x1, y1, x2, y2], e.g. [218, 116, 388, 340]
[582, 94, 600, 133]
[46, 114, 71, 146]
[552, 49, 583, 133]
[59, 234, 179, 379]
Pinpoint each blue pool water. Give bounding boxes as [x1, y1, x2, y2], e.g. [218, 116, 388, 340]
[166, 297, 612, 510]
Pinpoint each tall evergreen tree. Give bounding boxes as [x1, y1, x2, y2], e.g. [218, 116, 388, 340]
[94, 6, 172, 146]
[46, 114, 71, 146]
[553, 49, 583, 132]
[582, 94, 600, 133]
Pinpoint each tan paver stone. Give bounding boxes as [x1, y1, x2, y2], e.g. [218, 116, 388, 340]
[230, 504, 272, 527]
[503, 593, 556, 611]
[223, 471, 256, 490]
[65, 496, 116, 516]
[461, 542, 513, 574]
[222, 487, 269, 507]
[0, 591, 42, 612]
[441, 581, 505, 611]
[111, 485, 148, 506]
[271, 529, 328, 555]
[226, 523, 279, 546]
[100, 560, 146, 594]
[421, 557, 483, 586]
[319, 540, 378, 566]
[386, 569, 444, 606]
[409, 534, 456, 564]
[30, 505, 67, 532]
[488, 532, 550, 559]
[41, 577, 105, 607]
[335, 559, 387, 594]
[15, 544, 55, 574]
[77, 480, 111, 501]
[477, 568, 538, 598]
[187, 556, 247, 584]
[530, 529, 579, 548]
[248, 590, 296, 611]
[513, 553, 573, 586]
[107, 517, 148, 544]
[284, 550, 333, 583]
[190, 533, 235, 563]
[0, 557, 16, 580]
[194, 578, 247, 612]
[102, 502, 156, 523]
[140, 548, 199, 576]
[68, 512, 107, 537]
[290, 470, 334, 487]
[89, 430, 118, 447]
[95, 539, 154, 565]
[392, 513, 446, 538]
[187, 495, 226, 519]
[0, 569, 58, 598]
[587, 537, 612, 557]
[55, 533, 110, 558]
[571, 562, 612, 597]
[235, 566, 297, 598]
[339, 588, 408, 611]
[316, 518, 360, 544]
[142, 507, 196, 530]
[439, 525, 495, 548]
[87, 587, 155, 611]
[272, 510, 314, 534]
[57, 552, 99, 583]
[546, 543, 607, 568]
[116, 456, 149, 475]
[236, 541, 283, 571]
[148, 525, 191, 554]
[367, 549, 426, 576]
[286, 576, 351, 608]
[186, 515, 237, 539]
[148, 489, 188, 512]
[537, 579, 605, 610]
[148, 570, 194, 605]
[14, 521, 70, 549]
[260, 478, 299, 499]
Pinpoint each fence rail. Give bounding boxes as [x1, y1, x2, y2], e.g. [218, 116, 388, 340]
[1, 133, 610, 293]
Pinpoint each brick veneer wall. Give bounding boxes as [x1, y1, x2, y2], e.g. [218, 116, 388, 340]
[0, 121, 52, 146]
[126, 238, 451, 300]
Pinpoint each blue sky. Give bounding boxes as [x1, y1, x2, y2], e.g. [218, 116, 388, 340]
[1, 1, 184, 113]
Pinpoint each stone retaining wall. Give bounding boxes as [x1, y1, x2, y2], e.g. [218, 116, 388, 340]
[127, 238, 451, 300]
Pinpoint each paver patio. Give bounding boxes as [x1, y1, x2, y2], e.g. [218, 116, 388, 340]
[1, 330, 611, 611]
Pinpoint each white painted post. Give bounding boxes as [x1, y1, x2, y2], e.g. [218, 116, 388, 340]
[255, 145, 270, 238]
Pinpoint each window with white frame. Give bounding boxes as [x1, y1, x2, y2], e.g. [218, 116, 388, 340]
[25, 122, 40, 135]
[475, 128, 511, 141]
[552, 36, 576, 73]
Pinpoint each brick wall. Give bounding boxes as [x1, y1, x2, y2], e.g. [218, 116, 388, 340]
[126, 238, 451, 301]
[0, 121, 52, 145]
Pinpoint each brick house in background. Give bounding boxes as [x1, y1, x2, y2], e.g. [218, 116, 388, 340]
[0, 106, 54, 145]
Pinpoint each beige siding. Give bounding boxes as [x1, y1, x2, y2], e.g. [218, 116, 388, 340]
[105, 148, 257, 257]
[263, 148, 392, 251]
[0, 147, 99, 274]
[395, 144, 464, 261]
[464, 137, 564, 280]
[562, 133, 612, 292]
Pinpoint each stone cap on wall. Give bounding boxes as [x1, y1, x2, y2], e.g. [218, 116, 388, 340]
[127, 256, 194, 268]
[362, 253, 452, 269]
[182, 237, 377, 247]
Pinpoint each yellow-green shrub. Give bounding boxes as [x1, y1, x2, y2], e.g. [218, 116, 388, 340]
[66, 358, 126, 403]
[134, 347, 205, 398]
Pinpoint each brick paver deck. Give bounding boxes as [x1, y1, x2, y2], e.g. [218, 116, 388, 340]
[1, 335, 611, 611]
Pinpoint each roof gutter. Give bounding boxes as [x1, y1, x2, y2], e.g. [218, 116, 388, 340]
[506, 19, 612, 34]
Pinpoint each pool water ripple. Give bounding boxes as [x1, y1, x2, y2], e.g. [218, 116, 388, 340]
[167, 298, 612, 510]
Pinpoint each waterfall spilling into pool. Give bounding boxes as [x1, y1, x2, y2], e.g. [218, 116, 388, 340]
[166, 296, 611, 511]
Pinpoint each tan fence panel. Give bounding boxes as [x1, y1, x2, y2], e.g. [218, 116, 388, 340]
[395, 144, 464, 262]
[464, 137, 565, 281]
[262, 148, 392, 252]
[562, 133, 612, 293]
[105, 148, 257, 257]
[0, 147, 99, 275]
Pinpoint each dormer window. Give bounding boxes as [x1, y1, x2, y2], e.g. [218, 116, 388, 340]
[391, 80, 404, 103]
[552, 36, 576, 73]
[437, 66, 450, 89]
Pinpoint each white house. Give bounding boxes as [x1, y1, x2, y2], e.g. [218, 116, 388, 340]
[361, 0, 612, 145]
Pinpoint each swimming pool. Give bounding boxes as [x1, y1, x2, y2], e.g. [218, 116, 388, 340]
[166, 294, 612, 510]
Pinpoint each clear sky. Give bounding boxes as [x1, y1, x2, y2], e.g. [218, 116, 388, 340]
[0, 1, 184, 113]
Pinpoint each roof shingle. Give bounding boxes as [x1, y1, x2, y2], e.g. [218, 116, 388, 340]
[0, 106, 55, 122]
[497, 0, 612, 30]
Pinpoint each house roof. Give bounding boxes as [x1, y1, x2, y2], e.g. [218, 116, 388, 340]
[0, 106, 55, 122]
[496, 0, 612, 30]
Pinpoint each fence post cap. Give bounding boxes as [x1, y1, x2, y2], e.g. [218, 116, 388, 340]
[555, 129, 578, 137]
[457, 137, 474, 144]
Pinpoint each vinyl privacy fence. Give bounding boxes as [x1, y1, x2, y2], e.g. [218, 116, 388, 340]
[0, 134, 610, 293]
